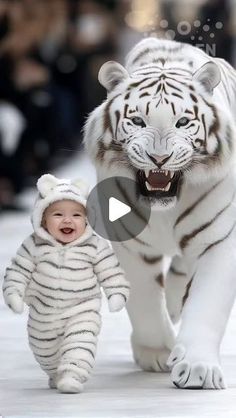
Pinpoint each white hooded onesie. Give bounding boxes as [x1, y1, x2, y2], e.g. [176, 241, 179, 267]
[3, 174, 130, 393]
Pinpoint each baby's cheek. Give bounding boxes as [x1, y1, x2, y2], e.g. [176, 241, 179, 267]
[80, 222, 86, 234]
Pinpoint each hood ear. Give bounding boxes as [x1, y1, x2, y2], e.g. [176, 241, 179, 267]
[37, 174, 59, 197]
[72, 179, 89, 198]
[193, 61, 221, 94]
[98, 61, 129, 92]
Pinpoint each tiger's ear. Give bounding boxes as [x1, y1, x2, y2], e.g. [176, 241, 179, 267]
[193, 61, 221, 94]
[98, 61, 129, 92]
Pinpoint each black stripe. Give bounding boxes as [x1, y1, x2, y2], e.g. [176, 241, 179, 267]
[115, 178, 148, 225]
[165, 81, 182, 92]
[115, 110, 120, 139]
[202, 97, 220, 137]
[67, 319, 100, 332]
[99, 272, 125, 284]
[29, 313, 58, 324]
[105, 284, 129, 290]
[14, 259, 32, 274]
[61, 345, 95, 359]
[39, 260, 90, 271]
[180, 194, 235, 250]
[103, 93, 121, 134]
[107, 293, 126, 301]
[94, 253, 114, 266]
[201, 113, 207, 144]
[31, 275, 98, 293]
[172, 92, 183, 99]
[33, 350, 59, 359]
[128, 78, 150, 89]
[22, 244, 31, 255]
[140, 79, 159, 90]
[182, 276, 194, 306]
[64, 330, 96, 339]
[3, 273, 25, 284]
[31, 295, 52, 308]
[190, 93, 198, 103]
[28, 323, 61, 334]
[198, 222, 236, 258]
[70, 358, 93, 369]
[28, 308, 99, 325]
[67, 257, 90, 263]
[171, 102, 176, 115]
[29, 341, 58, 351]
[155, 274, 164, 287]
[141, 254, 162, 264]
[79, 243, 97, 249]
[29, 334, 57, 342]
[97, 261, 120, 274]
[175, 178, 224, 227]
[169, 266, 185, 276]
[139, 92, 150, 98]
[119, 219, 150, 246]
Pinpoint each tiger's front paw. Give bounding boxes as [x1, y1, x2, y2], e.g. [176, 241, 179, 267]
[167, 344, 226, 389]
[131, 335, 171, 372]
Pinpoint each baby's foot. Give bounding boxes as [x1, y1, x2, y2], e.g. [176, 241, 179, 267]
[57, 373, 84, 394]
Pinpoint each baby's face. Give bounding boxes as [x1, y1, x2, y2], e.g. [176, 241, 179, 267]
[43, 200, 86, 244]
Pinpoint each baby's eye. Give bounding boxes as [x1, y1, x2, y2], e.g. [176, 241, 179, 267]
[53, 213, 63, 216]
[73, 213, 81, 217]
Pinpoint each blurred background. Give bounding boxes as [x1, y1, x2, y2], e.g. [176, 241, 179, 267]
[0, 0, 235, 212]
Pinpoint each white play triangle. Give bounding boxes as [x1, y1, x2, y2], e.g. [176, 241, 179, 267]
[109, 197, 131, 222]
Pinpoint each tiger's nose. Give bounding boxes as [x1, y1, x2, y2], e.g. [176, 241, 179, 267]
[148, 153, 172, 168]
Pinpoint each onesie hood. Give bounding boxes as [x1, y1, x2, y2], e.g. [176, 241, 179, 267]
[32, 174, 92, 244]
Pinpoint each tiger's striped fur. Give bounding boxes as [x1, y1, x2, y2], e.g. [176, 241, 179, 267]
[84, 38, 236, 389]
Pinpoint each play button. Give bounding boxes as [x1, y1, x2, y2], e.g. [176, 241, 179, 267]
[109, 197, 131, 222]
[86, 176, 151, 242]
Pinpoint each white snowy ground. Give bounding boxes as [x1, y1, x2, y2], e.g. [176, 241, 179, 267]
[1, 152, 236, 418]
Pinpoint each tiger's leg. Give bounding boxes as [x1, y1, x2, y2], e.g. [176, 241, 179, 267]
[168, 241, 236, 389]
[57, 298, 101, 393]
[165, 256, 191, 323]
[114, 245, 176, 372]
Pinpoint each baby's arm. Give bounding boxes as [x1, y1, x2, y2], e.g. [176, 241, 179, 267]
[93, 238, 130, 312]
[2, 234, 36, 313]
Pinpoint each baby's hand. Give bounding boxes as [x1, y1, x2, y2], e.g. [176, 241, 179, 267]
[6, 293, 24, 314]
[108, 294, 126, 312]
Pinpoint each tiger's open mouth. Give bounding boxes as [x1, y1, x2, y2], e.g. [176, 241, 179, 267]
[137, 169, 181, 199]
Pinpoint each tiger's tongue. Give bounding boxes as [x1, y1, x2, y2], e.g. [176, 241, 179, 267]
[147, 171, 171, 188]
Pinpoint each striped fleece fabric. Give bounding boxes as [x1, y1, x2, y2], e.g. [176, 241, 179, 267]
[2, 174, 130, 393]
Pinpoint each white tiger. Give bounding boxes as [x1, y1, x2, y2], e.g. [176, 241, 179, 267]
[83, 37, 236, 389]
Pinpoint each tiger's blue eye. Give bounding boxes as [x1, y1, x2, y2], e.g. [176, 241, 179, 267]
[131, 117, 146, 127]
[176, 117, 190, 128]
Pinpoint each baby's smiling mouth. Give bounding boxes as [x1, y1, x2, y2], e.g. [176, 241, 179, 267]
[60, 228, 74, 234]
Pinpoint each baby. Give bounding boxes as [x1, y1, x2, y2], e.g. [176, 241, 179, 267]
[3, 174, 130, 393]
